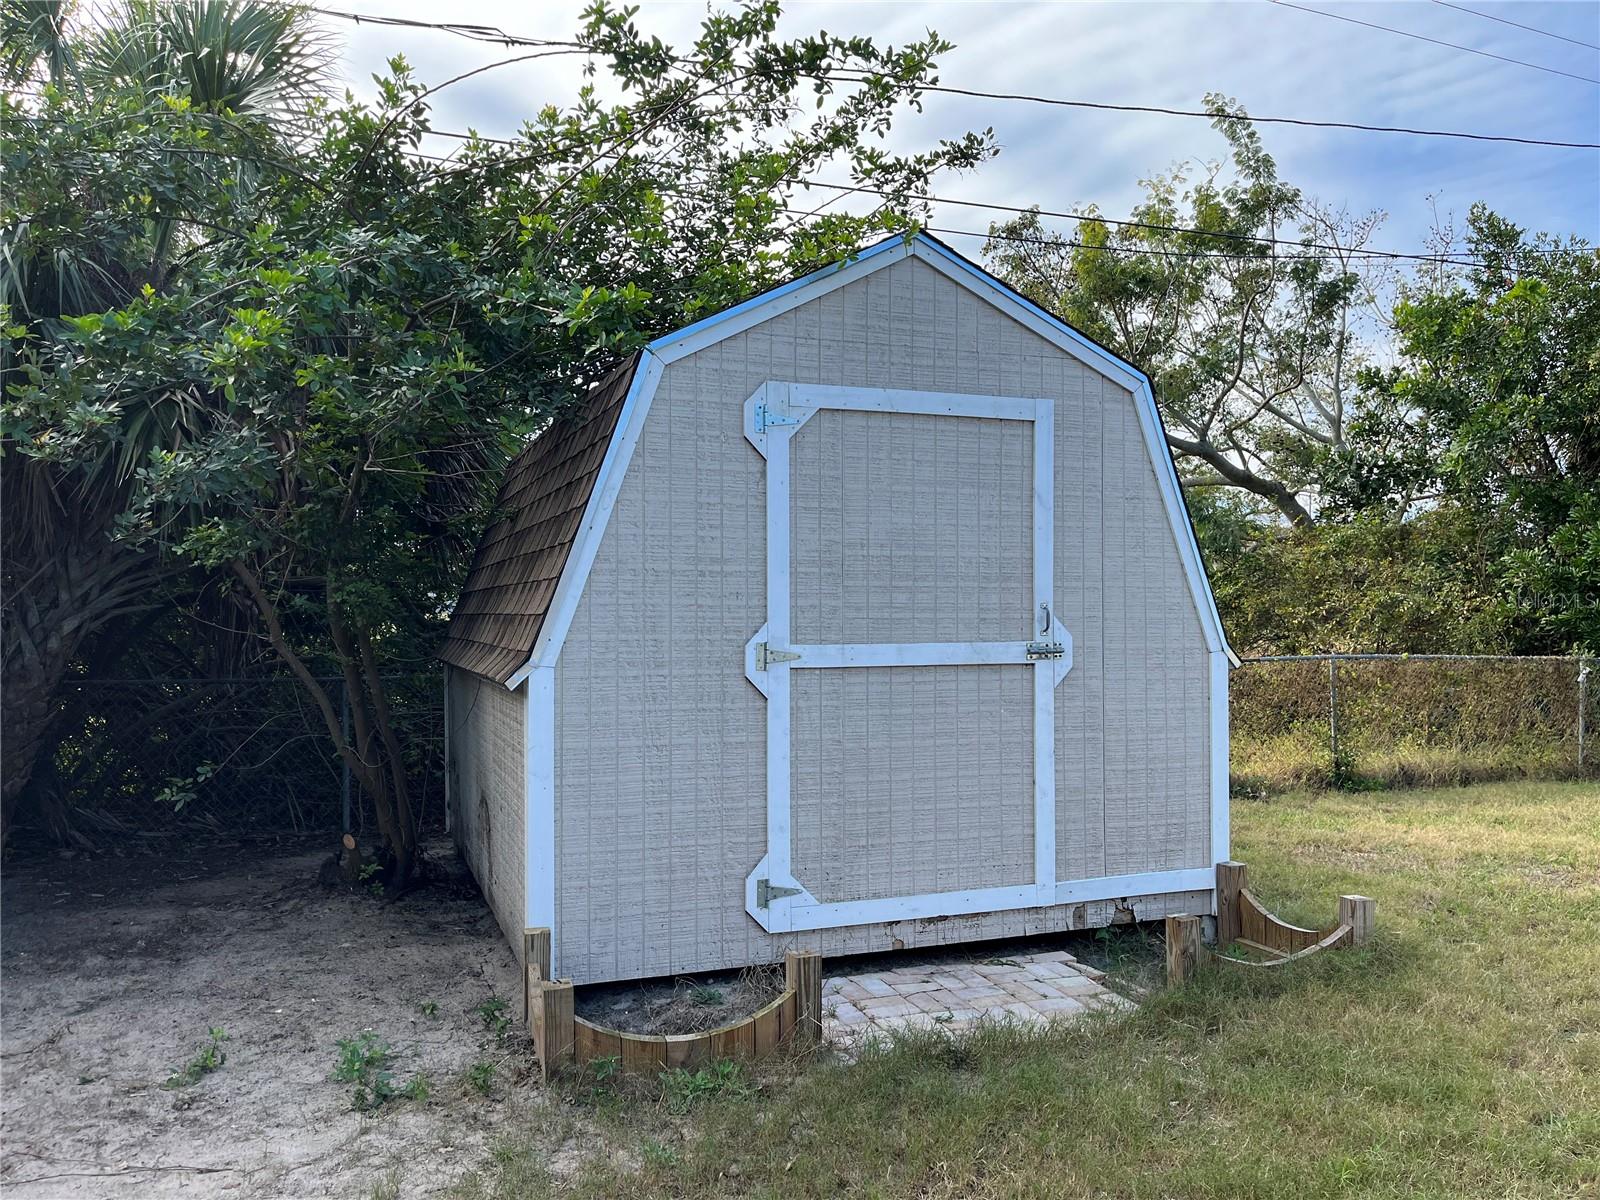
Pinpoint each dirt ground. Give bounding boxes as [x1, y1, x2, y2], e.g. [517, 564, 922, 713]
[0, 837, 538, 1199]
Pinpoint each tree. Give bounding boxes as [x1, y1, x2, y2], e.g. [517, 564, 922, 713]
[982, 97, 1383, 525]
[5, 0, 993, 872]
[1, 1, 334, 838]
[1351, 207, 1599, 652]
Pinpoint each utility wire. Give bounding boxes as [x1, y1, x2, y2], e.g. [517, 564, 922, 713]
[1269, 0, 1600, 84]
[419, 127, 1581, 264]
[312, 5, 1599, 148]
[1430, 0, 1600, 52]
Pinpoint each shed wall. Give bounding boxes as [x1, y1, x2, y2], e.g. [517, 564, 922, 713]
[553, 255, 1212, 983]
[446, 666, 527, 958]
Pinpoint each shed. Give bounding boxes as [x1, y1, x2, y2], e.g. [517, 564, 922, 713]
[439, 233, 1236, 985]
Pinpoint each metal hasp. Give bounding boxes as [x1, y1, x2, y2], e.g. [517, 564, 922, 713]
[755, 878, 802, 908]
[754, 642, 801, 671]
[1026, 641, 1066, 661]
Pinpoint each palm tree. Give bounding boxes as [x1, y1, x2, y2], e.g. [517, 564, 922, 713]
[1, 0, 334, 840]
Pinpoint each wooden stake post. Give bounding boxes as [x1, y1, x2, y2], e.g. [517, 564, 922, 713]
[1165, 914, 1203, 985]
[1215, 861, 1245, 948]
[785, 949, 823, 1047]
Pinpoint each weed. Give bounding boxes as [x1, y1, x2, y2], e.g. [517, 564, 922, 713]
[659, 1060, 750, 1114]
[466, 1059, 496, 1096]
[476, 996, 511, 1040]
[370, 1167, 401, 1200]
[333, 1031, 427, 1112]
[164, 1027, 229, 1089]
[590, 1055, 621, 1082]
[419, 1000, 439, 1018]
[641, 1139, 680, 1168]
[359, 861, 383, 899]
[402, 1072, 431, 1102]
[688, 984, 724, 1007]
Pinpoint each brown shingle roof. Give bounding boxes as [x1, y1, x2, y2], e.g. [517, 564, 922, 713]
[438, 354, 639, 684]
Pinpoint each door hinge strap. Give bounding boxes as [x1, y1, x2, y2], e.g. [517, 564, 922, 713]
[756, 878, 802, 908]
[754, 642, 802, 670]
[754, 403, 802, 433]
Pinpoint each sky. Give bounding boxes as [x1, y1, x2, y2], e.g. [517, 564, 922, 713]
[319, 0, 1600, 267]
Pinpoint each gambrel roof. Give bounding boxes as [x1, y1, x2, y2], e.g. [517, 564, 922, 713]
[438, 355, 638, 683]
[441, 233, 1236, 687]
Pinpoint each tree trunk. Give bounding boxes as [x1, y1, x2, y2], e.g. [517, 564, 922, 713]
[1, 536, 159, 844]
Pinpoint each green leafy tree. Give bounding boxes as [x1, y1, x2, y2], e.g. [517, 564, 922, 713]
[1, 1, 333, 837]
[1350, 207, 1599, 652]
[983, 97, 1383, 526]
[5, 0, 992, 869]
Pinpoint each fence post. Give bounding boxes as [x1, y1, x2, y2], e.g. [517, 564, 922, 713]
[531, 979, 576, 1079]
[1579, 656, 1590, 773]
[1327, 653, 1341, 781]
[1337, 895, 1376, 946]
[339, 679, 352, 833]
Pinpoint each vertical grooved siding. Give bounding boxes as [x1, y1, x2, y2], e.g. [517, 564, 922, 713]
[553, 257, 1210, 984]
[446, 666, 526, 956]
[792, 665, 1034, 903]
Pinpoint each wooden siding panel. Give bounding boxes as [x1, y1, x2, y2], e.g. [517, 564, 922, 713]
[790, 410, 1032, 644]
[446, 666, 526, 956]
[791, 665, 1034, 904]
[554, 255, 1213, 983]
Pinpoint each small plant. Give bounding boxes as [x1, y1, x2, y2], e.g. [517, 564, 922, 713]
[419, 1000, 438, 1018]
[333, 1032, 399, 1112]
[164, 1027, 229, 1089]
[401, 1072, 431, 1102]
[465, 1059, 496, 1096]
[590, 1055, 621, 1082]
[688, 984, 725, 1007]
[641, 1139, 680, 1168]
[659, 1059, 750, 1114]
[476, 996, 511, 1039]
[358, 861, 384, 898]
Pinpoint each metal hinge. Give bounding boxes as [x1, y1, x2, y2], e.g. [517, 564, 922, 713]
[756, 878, 802, 908]
[754, 642, 802, 670]
[1026, 641, 1066, 661]
[754, 403, 802, 434]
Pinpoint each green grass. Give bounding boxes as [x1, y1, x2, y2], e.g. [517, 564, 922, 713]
[453, 781, 1600, 1199]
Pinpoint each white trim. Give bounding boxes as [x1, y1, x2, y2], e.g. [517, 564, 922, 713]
[1210, 650, 1231, 868]
[506, 351, 668, 689]
[790, 641, 1050, 669]
[776, 867, 1216, 932]
[743, 381, 1067, 934]
[442, 666, 451, 835]
[524, 667, 556, 969]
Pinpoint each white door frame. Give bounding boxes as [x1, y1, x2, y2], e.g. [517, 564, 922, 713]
[741, 382, 1073, 934]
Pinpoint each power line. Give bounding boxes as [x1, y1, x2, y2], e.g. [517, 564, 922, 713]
[313, 6, 1599, 148]
[1430, 0, 1600, 52]
[419, 127, 1578, 264]
[1269, 0, 1600, 84]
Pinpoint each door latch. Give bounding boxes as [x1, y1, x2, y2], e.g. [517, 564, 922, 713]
[1026, 641, 1066, 661]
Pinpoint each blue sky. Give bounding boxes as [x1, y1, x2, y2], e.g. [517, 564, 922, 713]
[324, 1, 1600, 263]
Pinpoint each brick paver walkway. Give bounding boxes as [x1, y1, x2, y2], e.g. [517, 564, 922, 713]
[822, 949, 1134, 1044]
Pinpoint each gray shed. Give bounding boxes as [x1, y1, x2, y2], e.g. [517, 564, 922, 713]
[440, 233, 1236, 985]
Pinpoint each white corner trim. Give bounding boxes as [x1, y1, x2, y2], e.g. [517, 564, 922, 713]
[442, 666, 452, 835]
[1210, 650, 1231, 866]
[524, 666, 556, 967]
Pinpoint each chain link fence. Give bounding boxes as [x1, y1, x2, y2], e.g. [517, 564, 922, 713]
[1231, 654, 1595, 794]
[28, 673, 444, 848]
[17, 655, 1594, 853]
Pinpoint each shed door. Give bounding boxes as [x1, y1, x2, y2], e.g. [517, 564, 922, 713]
[742, 383, 1071, 933]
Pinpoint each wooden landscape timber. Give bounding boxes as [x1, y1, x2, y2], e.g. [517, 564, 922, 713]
[523, 931, 823, 1078]
[1165, 862, 1376, 984]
